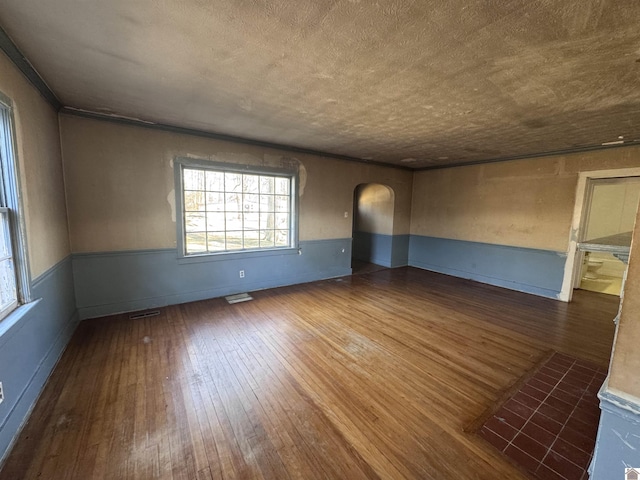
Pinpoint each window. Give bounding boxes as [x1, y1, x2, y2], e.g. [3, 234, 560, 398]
[177, 160, 297, 256]
[0, 207, 17, 318]
[0, 93, 30, 320]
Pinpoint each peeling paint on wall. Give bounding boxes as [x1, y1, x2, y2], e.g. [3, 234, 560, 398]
[210, 152, 261, 166]
[298, 163, 307, 196]
[612, 429, 638, 450]
[59, 114, 412, 252]
[167, 189, 176, 223]
[411, 147, 640, 252]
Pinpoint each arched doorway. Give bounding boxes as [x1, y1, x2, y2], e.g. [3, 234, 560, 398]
[352, 183, 395, 272]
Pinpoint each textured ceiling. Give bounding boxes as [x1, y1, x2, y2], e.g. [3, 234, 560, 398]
[1, 0, 639, 169]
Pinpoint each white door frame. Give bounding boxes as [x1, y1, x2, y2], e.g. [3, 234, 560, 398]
[559, 167, 640, 302]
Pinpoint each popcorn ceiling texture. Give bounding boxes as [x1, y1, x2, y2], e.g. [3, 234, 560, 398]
[1, 0, 639, 168]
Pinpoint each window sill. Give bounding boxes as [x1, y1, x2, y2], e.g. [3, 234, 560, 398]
[0, 298, 42, 339]
[177, 246, 300, 265]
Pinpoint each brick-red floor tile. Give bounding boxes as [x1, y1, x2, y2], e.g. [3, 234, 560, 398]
[478, 352, 607, 479]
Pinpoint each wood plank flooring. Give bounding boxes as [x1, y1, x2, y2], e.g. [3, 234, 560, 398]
[0, 267, 619, 479]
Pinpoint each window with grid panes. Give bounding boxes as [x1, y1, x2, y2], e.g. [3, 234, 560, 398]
[0, 206, 17, 319]
[180, 166, 294, 255]
[0, 93, 30, 321]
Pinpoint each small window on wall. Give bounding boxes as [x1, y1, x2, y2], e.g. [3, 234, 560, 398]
[0, 93, 31, 321]
[176, 159, 297, 257]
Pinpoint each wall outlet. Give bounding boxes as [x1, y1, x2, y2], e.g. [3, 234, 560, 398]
[239, 270, 245, 278]
[0, 382, 4, 405]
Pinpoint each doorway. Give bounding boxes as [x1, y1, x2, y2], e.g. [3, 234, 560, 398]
[352, 183, 395, 274]
[576, 177, 640, 296]
[561, 167, 640, 302]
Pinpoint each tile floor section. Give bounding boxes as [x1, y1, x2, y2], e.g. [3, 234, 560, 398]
[479, 352, 607, 480]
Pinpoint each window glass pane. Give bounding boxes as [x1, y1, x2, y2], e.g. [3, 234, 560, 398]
[244, 230, 259, 249]
[0, 258, 16, 310]
[185, 213, 206, 232]
[184, 191, 205, 211]
[275, 230, 289, 247]
[226, 213, 243, 231]
[206, 192, 225, 212]
[275, 213, 289, 229]
[206, 212, 225, 231]
[184, 169, 205, 190]
[275, 177, 289, 195]
[225, 173, 242, 192]
[226, 231, 243, 250]
[207, 233, 225, 251]
[0, 214, 10, 259]
[244, 213, 259, 230]
[260, 230, 275, 247]
[260, 176, 274, 194]
[260, 212, 274, 229]
[243, 174, 259, 194]
[260, 195, 274, 212]
[275, 195, 289, 212]
[244, 194, 259, 212]
[185, 233, 207, 253]
[225, 193, 242, 211]
[206, 171, 224, 191]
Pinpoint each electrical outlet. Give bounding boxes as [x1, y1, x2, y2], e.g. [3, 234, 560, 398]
[0, 382, 4, 405]
[239, 270, 245, 278]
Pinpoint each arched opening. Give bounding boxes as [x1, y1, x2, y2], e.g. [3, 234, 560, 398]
[352, 183, 395, 273]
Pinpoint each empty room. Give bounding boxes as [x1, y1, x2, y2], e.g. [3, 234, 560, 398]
[0, 1, 639, 479]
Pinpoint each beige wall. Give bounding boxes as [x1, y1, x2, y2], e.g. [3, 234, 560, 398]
[354, 184, 395, 235]
[411, 147, 640, 252]
[59, 114, 413, 253]
[0, 51, 70, 278]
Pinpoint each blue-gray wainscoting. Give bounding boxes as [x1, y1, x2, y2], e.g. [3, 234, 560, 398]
[590, 386, 640, 479]
[73, 238, 352, 319]
[0, 256, 78, 464]
[352, 232, 409, 268]
[408, 235, 566, 299]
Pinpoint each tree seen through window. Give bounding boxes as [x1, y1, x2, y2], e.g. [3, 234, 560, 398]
[182, 167, 292, 254]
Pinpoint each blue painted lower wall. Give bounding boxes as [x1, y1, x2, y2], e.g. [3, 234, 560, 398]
[408, 235, 566, 298]
[391, 234, 410, 268]
[0, 256, 78, 464]
[590, 387, 640, 479]
[352, 232, 409, 268]
[73, 238, 353, 319]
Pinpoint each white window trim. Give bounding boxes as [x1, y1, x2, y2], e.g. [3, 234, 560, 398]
[174, 157, 300, 261]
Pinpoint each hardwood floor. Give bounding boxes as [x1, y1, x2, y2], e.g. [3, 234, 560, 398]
[351, 260, 388, 275]
[0, 268, 619, 479]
